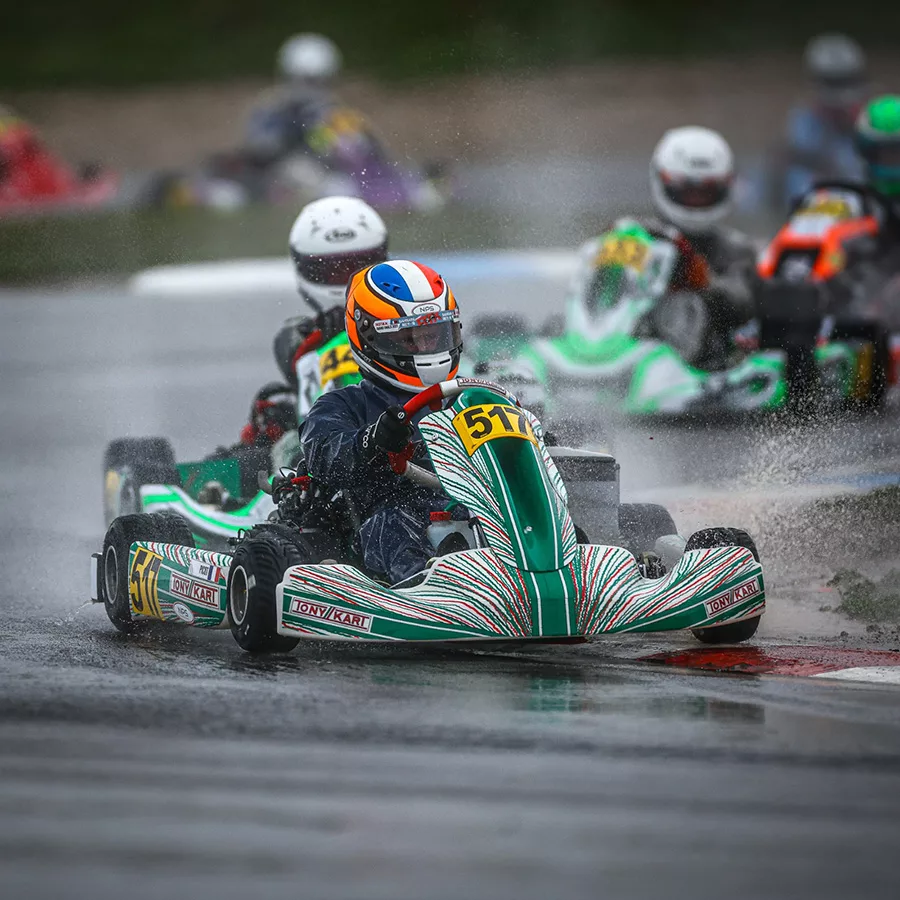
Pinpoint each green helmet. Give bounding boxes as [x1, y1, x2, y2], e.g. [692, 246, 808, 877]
[855, 95, 900, 196]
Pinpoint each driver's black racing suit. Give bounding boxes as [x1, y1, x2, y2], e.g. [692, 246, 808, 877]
[300, 377, 451, 584]
[272, 305, 346, 389]
[636, 218, 758, 362]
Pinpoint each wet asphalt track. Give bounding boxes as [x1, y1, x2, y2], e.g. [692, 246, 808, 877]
[2, 281, 900, 900]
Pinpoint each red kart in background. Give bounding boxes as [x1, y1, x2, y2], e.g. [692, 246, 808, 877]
[0, 109, 118, 216]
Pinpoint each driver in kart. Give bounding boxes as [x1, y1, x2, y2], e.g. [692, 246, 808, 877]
[854, 94, 900, 251]
[300, 260, 464, 585]
[573, 126, 757, 367]
[240, 195, 388, 453]
[244, 33, 345, 167]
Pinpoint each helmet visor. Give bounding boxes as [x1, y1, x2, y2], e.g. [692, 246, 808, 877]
[661, 175, 731, 210]
[368, 310, 462, 355]
[294, 243, 388, 286]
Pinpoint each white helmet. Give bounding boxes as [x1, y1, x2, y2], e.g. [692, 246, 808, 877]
[288, 196, 388, 311]
[804, 34, 866, 88]
[650, 126, 734, 236]
[277, 34, 342, 84]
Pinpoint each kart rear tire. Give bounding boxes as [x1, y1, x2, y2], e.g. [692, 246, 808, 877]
[618, 503, 678, 556]
[228, 531, 336, 654]
[101, 513, 195, 634]
[686, 527, 761, 644]
[103, 438, 178, 525]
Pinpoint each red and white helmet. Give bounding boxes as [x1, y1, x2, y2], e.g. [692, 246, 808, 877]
[346, 260, 462, 393]
[650, 126, 734, 236]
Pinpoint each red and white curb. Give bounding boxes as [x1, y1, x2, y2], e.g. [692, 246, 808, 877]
[640, 645, 900, 685]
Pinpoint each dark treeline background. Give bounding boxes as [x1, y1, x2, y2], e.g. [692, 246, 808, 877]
[4, 0, 900, 88]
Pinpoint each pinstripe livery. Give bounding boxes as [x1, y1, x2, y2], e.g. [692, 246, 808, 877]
[277, 543, 762, 642]
[128, 541, 231, 628]
[274, 386, 764, 642]
[115, 384, 764, 644]
[419, 390, 577, 571]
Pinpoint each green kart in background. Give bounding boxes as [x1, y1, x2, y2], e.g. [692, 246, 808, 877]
[102, 328, 361, 546]
[467, 217, 891, 433]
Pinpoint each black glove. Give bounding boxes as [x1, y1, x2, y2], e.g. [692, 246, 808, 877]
[318, 306, 347, 343]
[360, 406, 413, 464]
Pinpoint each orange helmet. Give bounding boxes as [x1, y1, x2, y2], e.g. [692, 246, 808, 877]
[346, 260, 462, 392]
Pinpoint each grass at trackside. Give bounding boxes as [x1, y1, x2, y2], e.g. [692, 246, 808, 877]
[0, 206, 484, 283]
[829, 569, 900, 623]
[817, 486, 900, 623]
[0, 203, 618, 284]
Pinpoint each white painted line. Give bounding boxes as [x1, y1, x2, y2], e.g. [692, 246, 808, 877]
[812, 666, 900, 685]
[128, 250, 579, 297]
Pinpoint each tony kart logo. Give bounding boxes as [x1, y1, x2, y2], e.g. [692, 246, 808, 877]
[290, 598, 373, 632]
[704, 577, 761, 617]
[170, 572, 220, 609]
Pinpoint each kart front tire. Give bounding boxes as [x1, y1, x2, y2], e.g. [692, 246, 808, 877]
[227, 532, 312, 654]
[685, 527, 761, 645]
[101, 513, 195, 634]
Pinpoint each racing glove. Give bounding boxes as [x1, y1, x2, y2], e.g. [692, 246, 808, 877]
[359, 406, 413, 465]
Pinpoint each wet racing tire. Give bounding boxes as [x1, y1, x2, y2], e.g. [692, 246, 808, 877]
[686, 527, 761, 644]
[103, 438, 179, 526]
[228, 530, 339, 654]
[101, 513, 195, 634]
[618, 503, 678, 556]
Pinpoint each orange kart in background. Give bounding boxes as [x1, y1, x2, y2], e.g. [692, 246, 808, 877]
[0, 108, 117, 216]
[755, 182, 900, 408]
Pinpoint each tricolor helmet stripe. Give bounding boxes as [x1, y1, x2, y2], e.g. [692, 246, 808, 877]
[365, 261, 447, 306]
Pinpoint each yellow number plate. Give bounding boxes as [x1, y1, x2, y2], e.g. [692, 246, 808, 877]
[595, 236, 648, 271]
[452, 404, 539, 456]
[801, 197, 852, 219]
[130, 547, 164, 619]
[319, 344, 358, 387]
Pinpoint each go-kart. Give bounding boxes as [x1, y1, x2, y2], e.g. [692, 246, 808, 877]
[754, 181, 900, 412]
[145, 101, 444, 213]
[469, 207, 897, 426]
[0, 109, 118, 216]
[91, 378, 765, 651]
[101, 382, 297, 548]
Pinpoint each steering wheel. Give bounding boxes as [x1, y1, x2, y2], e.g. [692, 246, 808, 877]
[389, 377, 518, 487]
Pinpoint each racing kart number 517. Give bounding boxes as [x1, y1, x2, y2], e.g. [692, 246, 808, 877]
[452, 403, 538, 456]
[130, 547, 164, 619]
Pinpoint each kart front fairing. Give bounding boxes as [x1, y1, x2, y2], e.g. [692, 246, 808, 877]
[271, 386, 764, 641]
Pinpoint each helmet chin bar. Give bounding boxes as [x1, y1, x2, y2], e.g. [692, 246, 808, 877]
[413, 352, 455, 387]
[297, 276, 346, 314]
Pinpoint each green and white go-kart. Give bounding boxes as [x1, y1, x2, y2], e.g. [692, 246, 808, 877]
[91, 378, 764, 651]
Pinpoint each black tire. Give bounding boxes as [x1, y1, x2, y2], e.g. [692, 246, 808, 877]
[685, 527, 761, 644]
[838, 325, 890, 412]
[228, 530, 337, 654]
[101, 513, 195, 634]
[618, 503, 678, 556]
[103, 438, 179, 526]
